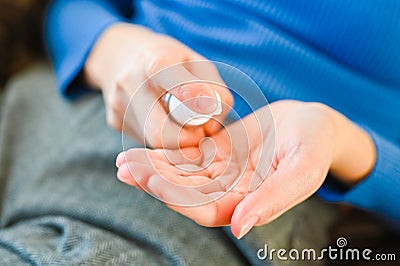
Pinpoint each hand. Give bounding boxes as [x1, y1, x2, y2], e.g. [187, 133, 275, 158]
[84, 23, 233, 148]
[116, 100, 376, 238]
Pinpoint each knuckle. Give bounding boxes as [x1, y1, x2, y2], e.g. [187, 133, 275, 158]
[146, 54, 168, 77]
[114, 71, 132, 93]
[105, 91, 125, 116]
[110, 95, 125, 114]
[106, 112, 122, 132]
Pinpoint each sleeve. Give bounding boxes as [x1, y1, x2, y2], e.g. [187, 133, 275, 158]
[318, 128, 400, 222]
[45, 0, 133, 98]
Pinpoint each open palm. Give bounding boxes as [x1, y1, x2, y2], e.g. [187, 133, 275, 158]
[117, 100, 371, 238]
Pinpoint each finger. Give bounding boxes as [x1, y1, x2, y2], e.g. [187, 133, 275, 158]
[117, 159, 213, 189]
[185, 60, 231, 107]
[146, 173, 245, 226]
[150, 63, 219, 115]
[116, 148, 201, 167]
[230, 152, 330, 239]
[117, 148, 224, 191]
[114, 59, 207, 147]
[129, 83, 205, 148]
[186, 60, 234, 134]
[116, 149, 209, 178]
[116, 161, 154, 187]
[116, 149, 161, 187]
[116, 149, 149, 168]
[116, 147, 246, 227]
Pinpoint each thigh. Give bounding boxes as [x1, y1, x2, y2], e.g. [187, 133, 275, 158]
[0, 216, 169, 265]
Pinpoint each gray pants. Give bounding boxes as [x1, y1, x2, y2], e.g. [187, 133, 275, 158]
[0, 63, 338, 265]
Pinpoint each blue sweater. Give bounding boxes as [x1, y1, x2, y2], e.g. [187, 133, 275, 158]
[46, 0, 400, 222]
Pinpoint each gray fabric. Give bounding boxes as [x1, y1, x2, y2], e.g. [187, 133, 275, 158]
[0, 63, 338, 265]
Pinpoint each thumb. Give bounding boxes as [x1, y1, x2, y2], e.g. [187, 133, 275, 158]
[150, 63, 219, 115]
[231, 152, 329, 239]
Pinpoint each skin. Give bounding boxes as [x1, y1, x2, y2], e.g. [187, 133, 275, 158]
[116, 101, 376, 238]
[85, 23, 376, 239]
[84, 23, 233, 148]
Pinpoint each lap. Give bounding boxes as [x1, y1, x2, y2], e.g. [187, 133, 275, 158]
[0, 63, 339, 265]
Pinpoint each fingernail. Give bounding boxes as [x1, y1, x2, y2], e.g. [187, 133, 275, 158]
[116, 152, 125, 168]
[237, 215, 258, 239]
[182, 84, 217, 114]
[196, 95, 218, 114]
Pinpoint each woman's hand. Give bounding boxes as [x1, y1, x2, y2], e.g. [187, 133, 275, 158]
[116, 100, 376, 238]
[84, 23, 233, 148]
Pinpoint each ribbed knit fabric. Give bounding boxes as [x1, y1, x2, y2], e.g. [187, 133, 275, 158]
[45, 1, 400, 221]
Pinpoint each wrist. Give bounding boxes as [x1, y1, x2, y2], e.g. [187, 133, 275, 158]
[327, 106, 377, 185]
